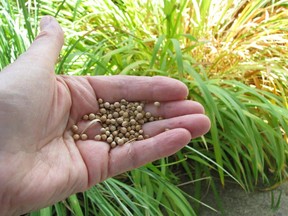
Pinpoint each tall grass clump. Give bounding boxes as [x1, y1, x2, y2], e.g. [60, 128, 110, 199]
[1, 0, 288, 215]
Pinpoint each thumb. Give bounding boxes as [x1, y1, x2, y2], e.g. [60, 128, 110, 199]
[23, 16, 64, 71]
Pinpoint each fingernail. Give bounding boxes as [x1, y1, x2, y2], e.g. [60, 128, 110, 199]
[40, 16, 52, 31]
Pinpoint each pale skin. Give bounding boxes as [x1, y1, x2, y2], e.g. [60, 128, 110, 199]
[0, 16, 211, 216]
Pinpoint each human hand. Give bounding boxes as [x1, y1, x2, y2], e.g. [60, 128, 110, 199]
[0, 16, 210, 215]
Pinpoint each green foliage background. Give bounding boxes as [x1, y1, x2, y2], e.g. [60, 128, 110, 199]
[1, 0, 288, 215]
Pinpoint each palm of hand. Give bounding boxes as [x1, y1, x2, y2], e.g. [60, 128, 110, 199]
[0, 16, 210, 215]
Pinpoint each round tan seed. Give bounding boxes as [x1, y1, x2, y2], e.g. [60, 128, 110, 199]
[135, 125, 141, 131]
[145, 112, 152, 118]
[138, 135, 144, 140]
[136, 106, 143, 112]
[110, 119, 117, 125]
[113, 112, 119, 118]
[94, 135, 101, 141]
[110, 125, 116, 131]
[73, 134, 80, 140]
[100, 108, 106, 114]
[83, 115, 89, 120]
[98, 98, 103, 104]
[100, 128, 106, 134]
[123, 112, 129, 118]
[100, 115, 107, 122]
[89, 113, 96, 120]
[130, 119, 136, 125]
[120, 127, 127, 134]
[104, 102, 110, 108]
[111, 142, 117, 148]
[112, 131, 118, 136]
[117, 138, 124, 146]
[71, 125, 78, 132]
[81, 134, 88, 140]
[117, 117, 123, 124]
[136, 113, 143, 120]
[114, 102, 120, 108]
[101, 134, 107, 141]
[122, 121, 129, 127]
[107, 137, 113, 143]
[154, 101, 160, 107]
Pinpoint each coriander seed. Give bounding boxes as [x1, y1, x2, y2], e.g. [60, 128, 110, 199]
[111, 142, 117, 148]
[94, 135, 101, 141]
[154, 101, 161, 107]
[89, 113, 96, 120]
[73, 134, 80, 140]
[81, 134, 88, 140]
[71, 125, 78, 132]
[117, 138, 124, 146]
[107, 137, 113, 143]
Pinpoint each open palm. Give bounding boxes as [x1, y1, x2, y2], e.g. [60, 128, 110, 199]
[0, 16, 210, 216]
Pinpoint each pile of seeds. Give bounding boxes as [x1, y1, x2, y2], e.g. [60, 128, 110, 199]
[71, 98, 163, 148]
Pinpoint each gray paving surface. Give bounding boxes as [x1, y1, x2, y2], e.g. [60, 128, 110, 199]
[197, 181, 288, 216]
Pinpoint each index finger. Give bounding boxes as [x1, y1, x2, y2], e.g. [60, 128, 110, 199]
[87, 75, 188, 102]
